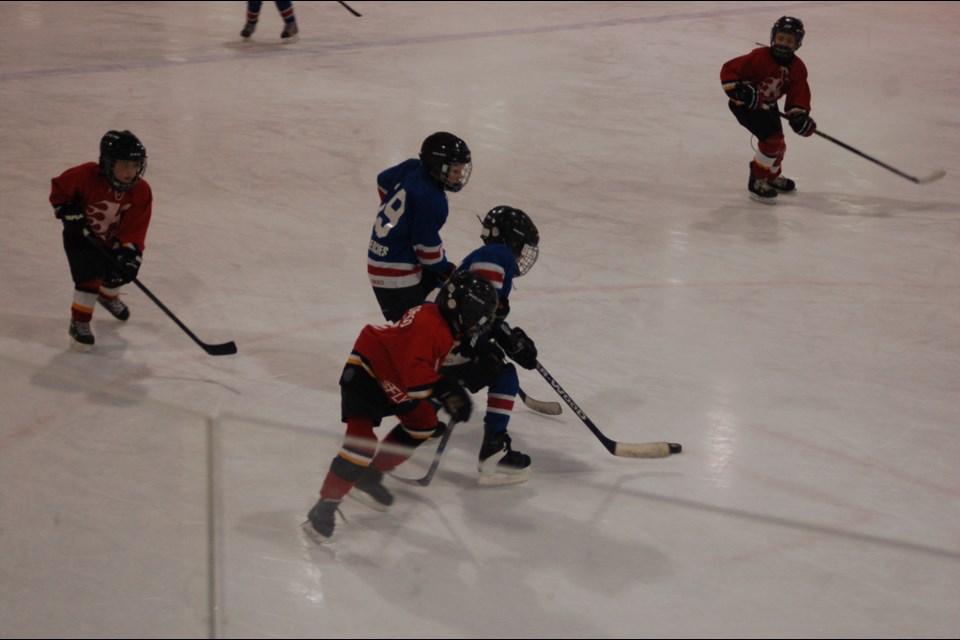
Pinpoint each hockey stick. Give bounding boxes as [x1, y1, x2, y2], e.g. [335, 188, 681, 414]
[82, 229, 238, 356]
[391, 419, 459, 487]
[337, 1, 362, 17]
[775, 111, 945, 184]
[535, 362, 681, 458]
[518, 387, 562, 416]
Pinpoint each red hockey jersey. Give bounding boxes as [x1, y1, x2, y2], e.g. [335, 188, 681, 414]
[50, 162, 153, 250]
[348, 304, 456, 405]
[721, 47, 811, 111]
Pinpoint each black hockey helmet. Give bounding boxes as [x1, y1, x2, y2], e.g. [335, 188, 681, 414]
[436, 271, 498, 338]
[419, 132, 472, 192]
[99, 130, 147, 192]
[481, 206, 540, 276]
[770, 16, 804, 64]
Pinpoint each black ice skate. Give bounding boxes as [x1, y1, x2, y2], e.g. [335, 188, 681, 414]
[280, 22, 299, 43]
[240, 20, 257, 38]
[768, 175, 797, 193]
[350, 466, 394, 511]
[478, 431, 531, 485]
[97, 295, 130, 321]
[748, 167, 777, 205]
[302, 498, 341, 539]
[68, 320, 95, 352]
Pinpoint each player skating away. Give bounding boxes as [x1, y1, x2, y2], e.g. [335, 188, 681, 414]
[304, 272, 499, 539]
[50, 131, 151, 351]
[721, 16, 817, 204]
[367, 132, 472, 322]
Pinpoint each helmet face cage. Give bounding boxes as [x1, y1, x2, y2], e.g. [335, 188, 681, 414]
[770, 16, 805, 51]
[516, 243, 539, 277]
[99, 130, 147, 192]
[437, 272, 499, 338]
[480, 206, 540, 276]
[420, 132, 472, 192]
[440, 159, 472, 193]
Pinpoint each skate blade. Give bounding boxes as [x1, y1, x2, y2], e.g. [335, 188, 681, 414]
[69, 338, 92, 353]
[748, 193, 777, 205]
[477, 468, 531, 486]
[300, 519, 332, 542]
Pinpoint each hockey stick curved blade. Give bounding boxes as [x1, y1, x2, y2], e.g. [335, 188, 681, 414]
[916, 169, 946, 185]
[203, 341, 238, 356]
[536, 362, 682, 459]
[518, 388, 562, 415]
[82, 229, 238, 356]
[613, 441, 682, 459]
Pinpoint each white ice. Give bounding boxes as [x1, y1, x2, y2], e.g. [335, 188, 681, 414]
[1, 2, 958, 637]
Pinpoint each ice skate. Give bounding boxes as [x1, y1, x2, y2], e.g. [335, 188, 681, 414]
[280, 22, 299, 43]
[68, 320, 94, 352]
[350, 466, 394, 511]
[302, 498, 340, 539]
[478, 431, 531, 485]
[97, 295, 130, 321]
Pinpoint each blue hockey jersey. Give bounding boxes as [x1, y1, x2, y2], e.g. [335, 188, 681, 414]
[368, 159, 454, 289]
[456, 243, 517, 301]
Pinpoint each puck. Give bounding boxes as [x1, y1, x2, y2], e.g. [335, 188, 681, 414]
[669, 442, 682, 454]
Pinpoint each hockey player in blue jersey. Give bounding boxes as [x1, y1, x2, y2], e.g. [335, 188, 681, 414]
[367, 132, 472, 322]
[443, 206, 541, 484]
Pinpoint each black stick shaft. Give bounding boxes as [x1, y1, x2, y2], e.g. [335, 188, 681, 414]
[337, 1, 362, 17]
[776, 111, 925, 183]
[82, 229, 237, 355]
[535, 362, 617, 453]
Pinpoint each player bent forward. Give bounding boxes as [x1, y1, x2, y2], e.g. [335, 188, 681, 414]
[304, 272, 499, 539]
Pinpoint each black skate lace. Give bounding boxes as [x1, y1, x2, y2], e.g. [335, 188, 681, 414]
[73, 322, 93, 337]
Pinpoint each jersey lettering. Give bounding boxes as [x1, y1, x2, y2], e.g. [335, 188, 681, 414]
[373, 188, 406, 239]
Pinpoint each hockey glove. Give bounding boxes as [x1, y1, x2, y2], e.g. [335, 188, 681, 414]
[500, 326, 538, 370]
[114, 244, 142, 283]
[433, 375, 472, 423]
[420, 263, 456, 294]
[54, 200, 87, 233]
[735, 82, 761, 110]
[495, 297, 510, 322]
[786, 107, 816, 137]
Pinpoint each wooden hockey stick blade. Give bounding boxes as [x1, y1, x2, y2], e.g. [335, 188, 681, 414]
[390, 420, 458, 487]
[915, 169, 946, 184]
[612, 441, 682, 459]
[518, 388, 562, 415]
[535, 362, 681, 459]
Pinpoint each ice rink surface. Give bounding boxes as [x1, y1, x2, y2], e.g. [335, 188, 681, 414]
[1, 2, 958, 637]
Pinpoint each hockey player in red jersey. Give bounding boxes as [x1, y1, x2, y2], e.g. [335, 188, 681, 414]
[304, 272, 499, 539]
[721, 16, 816, 204]
[50, 131, 152, 351]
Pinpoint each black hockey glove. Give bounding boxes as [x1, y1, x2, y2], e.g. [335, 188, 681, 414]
[433, 375, 472, 423]
[54, 200, 87, 233]
[497, 326, 538, 370]
[495, 297, 510, 323]
[114, 245, 142, 283]
[420, 263, 456, 295]
[786, 107, 816, 137]
[735, 82, 761, 110]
